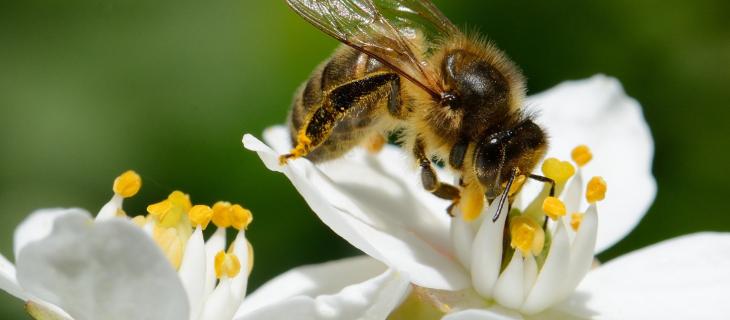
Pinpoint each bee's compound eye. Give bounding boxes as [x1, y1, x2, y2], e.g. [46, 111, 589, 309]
[440, 92, 459, 108]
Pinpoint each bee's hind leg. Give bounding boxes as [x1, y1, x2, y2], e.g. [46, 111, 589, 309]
[414, 137, 461, 216]
[279, 72, 399, 165]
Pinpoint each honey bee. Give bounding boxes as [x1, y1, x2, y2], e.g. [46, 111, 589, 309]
[280, 0, 555, 220]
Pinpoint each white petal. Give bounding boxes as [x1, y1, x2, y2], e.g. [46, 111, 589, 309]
[556, 232, 730, 319]
[522, 255, 537, 298]
[230, 230, 249, 304]
[0, 253, 25, 300]
[244, 131, 468, 290]
[25, 300, 75, 320]
[493, 252, 525, 310]
[236, 256, 386, 315]
[200, 278, 236, 320]
[95, 195, 123, 221]
[520, 221, 570, 315]
[470, 197, 508, 298]
[13, 208, 87, 259]
[558, 204, 598, 301]
[179, 227, 206, 320]
[204, 227, 226, 298]
[443, 306, 524, 320]
[450, 215, 475, 268]
[235, 268, 410, 320]
[562, 171, 582, 216]
[16, 212, 189, 320]
[525, 75, 656, 253]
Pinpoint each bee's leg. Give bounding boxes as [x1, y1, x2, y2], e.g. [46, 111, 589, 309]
[279, 72, 400, 164]
[414, 138, 461, 216]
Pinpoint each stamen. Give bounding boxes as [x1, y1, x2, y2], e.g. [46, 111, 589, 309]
[510, 216, 545, 256]
[212, 201, 233, 228]
[541, 158, 575, 184]
[570, 212, 584, 231]
[571, 145, 593, 167]
[189, 205, 213, 230]
[214, 251, 241, 279]
[147, 191, 192, 228]
[153, 226, 184, 269]
[542, 197, 566, 220]
[113, 170, 141, 198]
[586, 176, 607, 203]
[507, 175, 526, 196]
[230, 204, 253, 231]
[460, 182, 484, 222]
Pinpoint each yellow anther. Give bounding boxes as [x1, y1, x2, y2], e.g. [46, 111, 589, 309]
[586, 176, 607, 203]
[212, 201, 233, 228]
[542, 158, 575, 184]
[542, 196, 567, 220]
[510, 216, 545, 256]
[571, 145, 593, 167]
[147, 191, 191, 228]
[230, 204, 253, 230]
[214, 251, 241, 279]
[507, 175, 526, 196]
[153, 226, 184, 269]
[460, 182, 484, 222]
[113, 170, 142, 198]
[189, 205, 213, 229]
[570, 212, 584, 231]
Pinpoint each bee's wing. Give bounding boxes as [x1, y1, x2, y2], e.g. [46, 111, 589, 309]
[286, 0, 460, 98]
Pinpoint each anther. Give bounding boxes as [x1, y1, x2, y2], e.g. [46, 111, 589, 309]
[214, 251, 241, 279]
[541, 158, 575, 184]
[212, 201, 233, 228]
[510, 216, 545, 256]
[113, 170, 141, 198]
[507, 175, 526, 196]
[542, 196, 567, 220]
[230, 204, 253, 230]
[586, 177, 607, 203]
[570, 212, 584, 231]
[147, 191, 191, 227]
[571, 145, 593, 167]
[460, 182, 484, 222]
[189, 205, 213, 229]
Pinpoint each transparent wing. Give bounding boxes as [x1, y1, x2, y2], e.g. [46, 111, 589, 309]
[286, 0, 460, 98]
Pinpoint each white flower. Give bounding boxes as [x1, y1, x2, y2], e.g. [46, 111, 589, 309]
[0, 171, 254, 320]
[244, 75, 730, 319]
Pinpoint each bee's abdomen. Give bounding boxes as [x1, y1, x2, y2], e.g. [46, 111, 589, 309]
[288, 45, 386, 162]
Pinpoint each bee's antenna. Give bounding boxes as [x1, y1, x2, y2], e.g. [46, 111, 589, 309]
[492, 169, 517, 222]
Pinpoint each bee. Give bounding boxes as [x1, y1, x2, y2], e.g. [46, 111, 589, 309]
[280, 0, 555, 220]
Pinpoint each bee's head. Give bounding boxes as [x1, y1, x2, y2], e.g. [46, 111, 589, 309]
[473, 119, 547, 201]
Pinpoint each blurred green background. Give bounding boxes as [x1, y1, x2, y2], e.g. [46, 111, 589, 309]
[1, 0, 729, 318]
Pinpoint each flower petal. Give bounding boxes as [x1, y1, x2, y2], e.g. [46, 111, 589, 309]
[236, 256, 386, 315]
[230, 230, 250, 304]
[25, 300, 75, 320]
[558, 204, 598, 301]
[470, 198, 508, 298]
[493, 252, 525, 310]
[179, 227, 206, 320]
[13, 208, 87, 259]
[243, 129, 469, 290]
[16, 211, 189, 320]
[0, 253, 25, 300]
[520, 221, 570, 315]
[524, 75, 656, 253]
[200, 279, 236, 320]
[235, 267, 410, 320]
[204, 227, 226, 298]
[555, 232, 730, 319]
[443, 306, 524, 320]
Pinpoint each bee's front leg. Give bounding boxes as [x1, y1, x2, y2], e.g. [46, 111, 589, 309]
[414, 138, 461, 216]
[279, 72, 399, 165]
